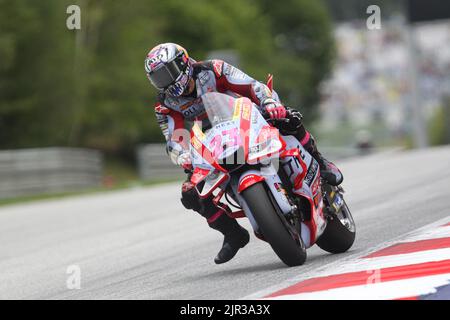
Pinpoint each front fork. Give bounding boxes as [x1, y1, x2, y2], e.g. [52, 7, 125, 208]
[322, 183, 346, 218]
[230, 165, 297, 230]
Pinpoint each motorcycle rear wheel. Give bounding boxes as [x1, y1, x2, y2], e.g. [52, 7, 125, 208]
[316, 199, 356, 253]
[241, 182, 307, 267]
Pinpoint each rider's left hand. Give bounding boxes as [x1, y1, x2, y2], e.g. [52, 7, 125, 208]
[262, 98, 287, 119]
[177, 152, 192, 171]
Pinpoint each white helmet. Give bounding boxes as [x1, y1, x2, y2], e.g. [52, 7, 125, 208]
[144, 43, 193, 97]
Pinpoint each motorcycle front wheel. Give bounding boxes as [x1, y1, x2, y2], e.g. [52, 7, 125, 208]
[241, 182, 307, 267]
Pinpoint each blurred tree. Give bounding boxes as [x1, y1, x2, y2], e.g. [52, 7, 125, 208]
[0, 0, 77, 148]
[69, 0, 162, 154]
[0, 0, 335, 157]
[76, 0, 275, 154]
[259, 0, 335, 120]
[429, 97, 450, 146]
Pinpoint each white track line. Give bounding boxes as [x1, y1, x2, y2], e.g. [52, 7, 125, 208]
[244, 216, 450, 300]
[311, 248, 450, 277]
[402, 225, 450, 242]
[266, 273, 450, 300]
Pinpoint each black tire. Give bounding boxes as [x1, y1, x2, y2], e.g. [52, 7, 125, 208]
[241, 182, 306, 267]
[316, 201, 356, 253]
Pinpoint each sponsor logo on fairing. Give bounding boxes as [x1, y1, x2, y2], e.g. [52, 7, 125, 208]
[242, 105, 251, 120]
[304, 160, 319, 186]
[311, 173, 320, 196]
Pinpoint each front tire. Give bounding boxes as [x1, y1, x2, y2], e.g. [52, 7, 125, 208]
[241, 182, 306, 267]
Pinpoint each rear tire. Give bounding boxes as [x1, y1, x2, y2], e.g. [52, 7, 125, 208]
[241, 182, 306, 267]
[316, 201, 355, 253]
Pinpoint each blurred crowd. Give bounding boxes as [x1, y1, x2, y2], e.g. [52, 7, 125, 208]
[319, 18, 450, 142]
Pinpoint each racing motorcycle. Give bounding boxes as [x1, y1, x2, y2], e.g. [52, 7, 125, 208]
[189, 92, 355, 267]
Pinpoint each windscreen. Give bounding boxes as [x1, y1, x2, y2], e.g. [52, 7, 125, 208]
[201, 92, 236, 127]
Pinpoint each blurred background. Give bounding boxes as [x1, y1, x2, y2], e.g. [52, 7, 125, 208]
[0, 0, 449, 202]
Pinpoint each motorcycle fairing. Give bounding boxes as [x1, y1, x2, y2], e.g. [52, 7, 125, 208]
[237, 173, 265, 193]
[245, 101, 284, 164]
[281, 135, 327, 244]
[190, 122, 224, 173]
[198, 171, 229, 199]
[189, 96, 284, 186]
[188, 92, 325, 248]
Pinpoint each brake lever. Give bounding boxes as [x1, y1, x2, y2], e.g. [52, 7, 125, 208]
[262, 108, 291, 124]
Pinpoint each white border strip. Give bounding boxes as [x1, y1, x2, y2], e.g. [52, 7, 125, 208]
[243, 215, 450, 300]
[266, 273, 450, 300]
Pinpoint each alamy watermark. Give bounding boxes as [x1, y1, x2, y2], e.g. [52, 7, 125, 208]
[366, 269, 381, 284]
[366, 5, 381, 30]
[66, 265, 81, 290]
[65, 4, 381, 32]
[66, 5, 81, 30]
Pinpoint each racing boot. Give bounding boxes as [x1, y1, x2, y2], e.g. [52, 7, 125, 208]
[208, 211, 250, 264]
[303, 133, 343, 186]
[182, 179, 250, 264]
[284, 111, 344, 186]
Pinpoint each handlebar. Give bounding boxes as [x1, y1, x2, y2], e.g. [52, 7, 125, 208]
[266, 117, 290, 124]
[262, 109, 292, 121]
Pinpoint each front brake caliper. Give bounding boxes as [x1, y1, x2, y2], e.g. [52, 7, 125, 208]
[322, 184, 342, 216]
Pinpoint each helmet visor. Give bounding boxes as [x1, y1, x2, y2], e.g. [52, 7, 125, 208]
[148, 58, 185, 90]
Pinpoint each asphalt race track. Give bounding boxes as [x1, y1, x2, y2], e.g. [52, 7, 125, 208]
[0, 146, 449, 299]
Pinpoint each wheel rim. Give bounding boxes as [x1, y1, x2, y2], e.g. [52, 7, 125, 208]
[336, 202, 356, 233]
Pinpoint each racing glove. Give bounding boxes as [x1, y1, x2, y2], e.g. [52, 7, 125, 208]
[262, 98, 287, 119]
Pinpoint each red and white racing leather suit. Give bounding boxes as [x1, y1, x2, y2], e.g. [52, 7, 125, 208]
[151, 59, 342, 250]
[153, 59, 285, 227]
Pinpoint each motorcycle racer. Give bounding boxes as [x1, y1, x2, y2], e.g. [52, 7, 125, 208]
[145, 43, 343, 264]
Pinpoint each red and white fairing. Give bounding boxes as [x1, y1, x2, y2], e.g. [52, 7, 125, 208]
[189, 92, 326, 248]
[280, 136, 328, 246]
